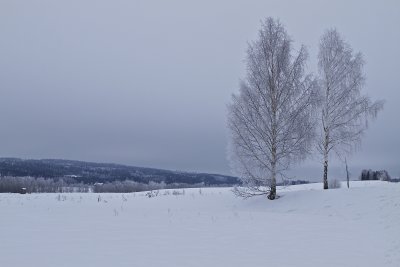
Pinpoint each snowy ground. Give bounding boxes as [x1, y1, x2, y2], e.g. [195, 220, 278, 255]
[0, 181, 399, 267]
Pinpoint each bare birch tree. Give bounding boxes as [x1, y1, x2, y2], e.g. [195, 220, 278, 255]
[317, 29, 384, 189]
[228, 18, 319, 200]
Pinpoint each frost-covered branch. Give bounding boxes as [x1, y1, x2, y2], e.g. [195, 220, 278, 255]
[317, 29, 384, 189]
[228, 18, 319, 200]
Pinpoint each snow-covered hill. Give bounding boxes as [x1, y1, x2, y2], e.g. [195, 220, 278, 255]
[0, 181, 399, 266]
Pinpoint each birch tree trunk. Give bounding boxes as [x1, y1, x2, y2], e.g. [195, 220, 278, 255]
[323, 129, 329, 190]
[345, 158, 350, 188]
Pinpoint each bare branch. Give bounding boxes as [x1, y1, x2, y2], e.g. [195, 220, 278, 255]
[228, 18, 318, 200]
[317, 29, 384, 189]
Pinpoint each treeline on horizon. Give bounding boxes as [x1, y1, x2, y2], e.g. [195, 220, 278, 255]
[0, 176, 221, 194]
[0, 158, 239, 186]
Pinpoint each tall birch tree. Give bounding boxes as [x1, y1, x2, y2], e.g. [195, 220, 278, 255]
[228, 18, 318, 200]
[318, 29, 384, 189]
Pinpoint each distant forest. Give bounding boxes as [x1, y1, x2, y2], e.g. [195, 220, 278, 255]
[0, 158, 240, 193]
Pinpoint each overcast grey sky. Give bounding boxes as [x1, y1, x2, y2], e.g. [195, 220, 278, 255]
[0, 0, 399, 179]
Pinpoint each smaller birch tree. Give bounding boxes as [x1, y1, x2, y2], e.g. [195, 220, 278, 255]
[317, 29, 384, 189]
[228, 18, 319, 200]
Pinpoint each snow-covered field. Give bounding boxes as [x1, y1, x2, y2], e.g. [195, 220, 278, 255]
[0, 181, 399, 267]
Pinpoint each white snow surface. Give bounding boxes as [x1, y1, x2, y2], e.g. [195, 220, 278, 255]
[0, 181, 399, 267]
